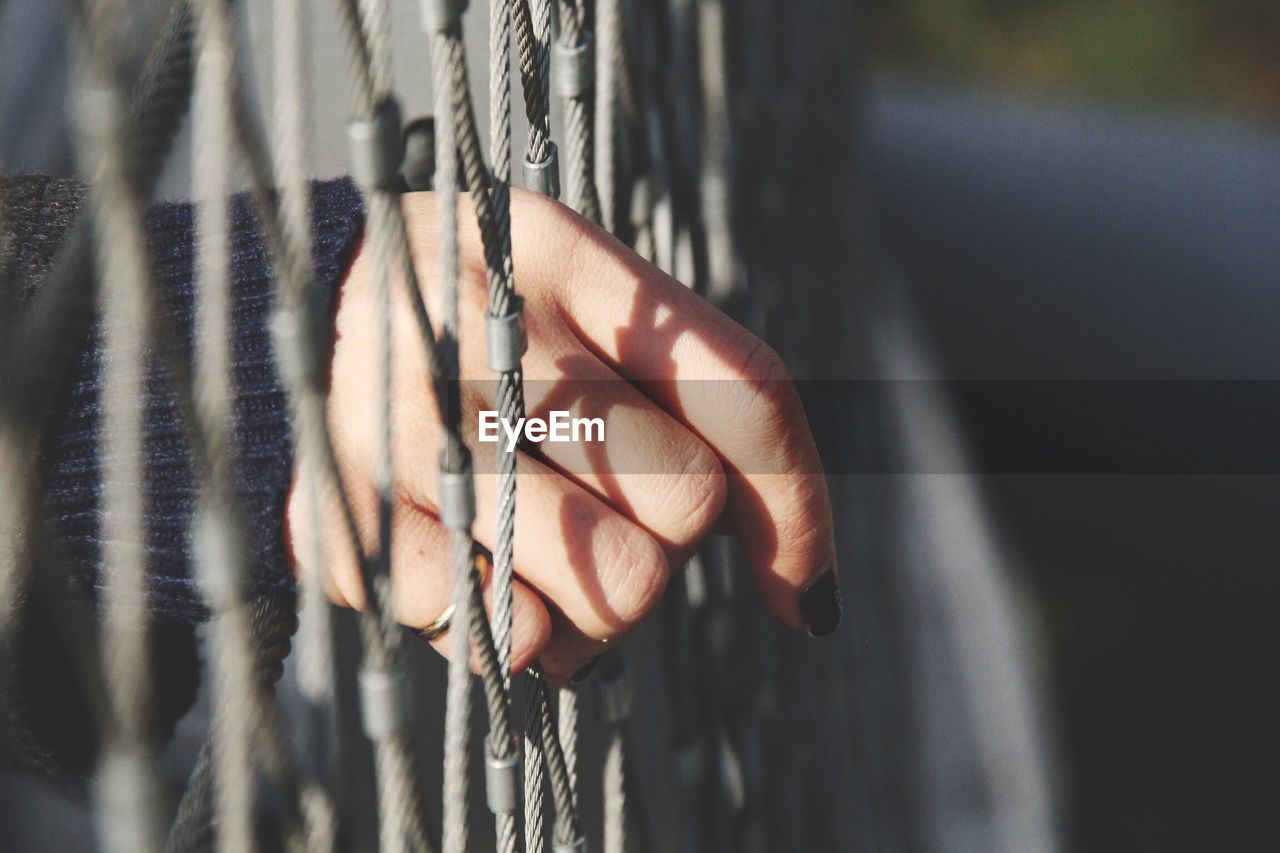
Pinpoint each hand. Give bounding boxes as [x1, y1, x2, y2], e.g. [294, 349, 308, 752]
[287, 190, 839, 684]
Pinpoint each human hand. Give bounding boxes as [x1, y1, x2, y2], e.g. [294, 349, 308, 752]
[287, 190, 839, 684]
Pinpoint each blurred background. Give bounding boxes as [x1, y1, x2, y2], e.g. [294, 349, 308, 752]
[876, 0, 1279, 120]
[864, 1, 1280, 851]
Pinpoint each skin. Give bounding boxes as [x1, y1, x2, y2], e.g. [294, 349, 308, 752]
[287, 189, 836, 684]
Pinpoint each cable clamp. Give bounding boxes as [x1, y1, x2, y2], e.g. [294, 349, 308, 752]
[553, 35, 594, 99]
[358, 665, 410, 741]
[523, 142, 561, 200]
[484, 743, 521, 815]
[348, 98, 404, 192]
[486, 296, 527, 373]
[438, 457, 476, 532]
[420, 0, 468, 32]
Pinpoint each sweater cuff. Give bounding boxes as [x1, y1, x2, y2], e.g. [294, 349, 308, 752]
[43, 178, 365, 623]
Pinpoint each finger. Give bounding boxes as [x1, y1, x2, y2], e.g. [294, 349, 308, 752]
[393, 417, 671, 643]
[331, 215, 673, 648]
[286, 467, 553, 674]
[536, 612, 613, 686]
[512, 329, 728, 564]
[510, 190, 840, 636]
[415, 561, 555, 677]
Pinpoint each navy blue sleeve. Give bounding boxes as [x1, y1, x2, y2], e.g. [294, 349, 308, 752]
[41, 178, 365, 623]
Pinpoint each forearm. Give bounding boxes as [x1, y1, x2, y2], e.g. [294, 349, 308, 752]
[3, 175, 365, 622]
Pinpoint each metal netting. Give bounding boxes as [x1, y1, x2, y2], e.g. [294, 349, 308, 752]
[0, 0, 869, 850]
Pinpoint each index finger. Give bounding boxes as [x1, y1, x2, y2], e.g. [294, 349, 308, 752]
[510, 190, 841, 637]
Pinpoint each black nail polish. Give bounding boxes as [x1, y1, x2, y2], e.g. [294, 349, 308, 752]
[569, 656, 601, 685]
[798, 566, 841, 637]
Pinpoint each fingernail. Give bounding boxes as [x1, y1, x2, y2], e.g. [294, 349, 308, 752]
[569, 656, 601, 685]
[798, 566, 841, 637]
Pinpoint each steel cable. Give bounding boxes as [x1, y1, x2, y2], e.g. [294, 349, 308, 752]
[429, 22, 473, 853]
[166, 596, 298, 853]
[336, 2, 437, 850]
[510, 2, 591, 847]
[555, 0, 601, 222]
[271, 0, 340, 848]
[2, 0, 211, 644]
[191, 2, 264, 847]
[60, 8, 313, 851]
[68, 4, 166, 849]
[483, 1, 526, 849]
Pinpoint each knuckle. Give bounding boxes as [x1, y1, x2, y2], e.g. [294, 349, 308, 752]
[733, 337, 802, 452]
[512, 187, 597, 284]
[737, 334, 787, 384]
[772, 475, 831, 560]
[657, 438, 727, 547]
[596, 527, 669, 631]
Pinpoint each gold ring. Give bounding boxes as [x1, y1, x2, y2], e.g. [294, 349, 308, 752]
[416, 604, 455, 642]
[415, 546, 493, 642]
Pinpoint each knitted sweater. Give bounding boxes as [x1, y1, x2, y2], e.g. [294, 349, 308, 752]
[2, 175, 366, 623]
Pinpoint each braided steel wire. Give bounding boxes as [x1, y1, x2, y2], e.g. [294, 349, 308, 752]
[556, 687, 580, 811]
[65, 5, 169, 851]
[485, 3, 526, 849]
[491, 0, 515, 293]
[509, 2, 594, 845]
[468, 567, 522, 853]
[555, 0, 601, 222]
[551, 0, 604, 815]
[695, 0, 735, 305]
[334, 0, 446, 406]
[8, 4, 766, 852]
[1, 0, 206, 639]
[512, 0, 553, 166]
[594, 0, 620, 232]
[431, 19, 472, 853]
[166, 596, 298, 853]
[535, 675, 585, 849]
[431, 13, 533, 853]
[272, 0, 340, 848]
[60, 10, 315, 851]
[524, 679, 548, 853]
[191, 1, 259, 847]
[602, 733, 625, 853]
[332, 2, 438, 850]
[594, 6, 651, 847]
[489, 0, 518, 724]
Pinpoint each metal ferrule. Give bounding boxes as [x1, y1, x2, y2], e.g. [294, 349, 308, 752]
[523, 143, 561, 199]
[486, 296, 528, 373]
[358, 666, 410, 741]
[553, 35, 594, 99]
[347, 98, 404, 192]
[420, 0, 468, 32]
[484, 745, 521, 814]
[437, 465, 476, 531]
[550, 35, 588, 98]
